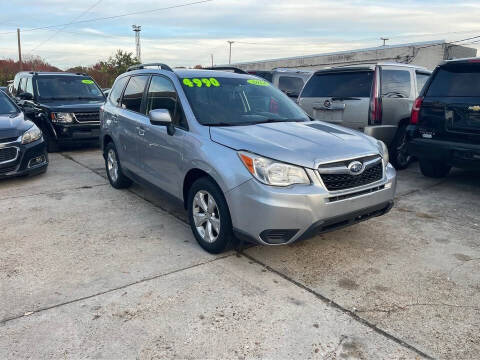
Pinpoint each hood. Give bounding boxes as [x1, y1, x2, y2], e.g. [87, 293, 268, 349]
[37, 99, 105, 112]
[0, 113, 33, 141]
[210, 121, 380, 168]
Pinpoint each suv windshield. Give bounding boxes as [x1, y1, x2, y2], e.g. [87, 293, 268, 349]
[0, 91, 18, 114]
[427, 64, 480, 97]
[301, 71, 373, 98]
[35, 76, 104, 100]
[180, 76, 309, 126]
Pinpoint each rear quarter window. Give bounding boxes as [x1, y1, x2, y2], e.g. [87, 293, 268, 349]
[381, 69, 411, 98]
[427, 64, 480, 97]
[300, 71, 373, 98]
[278, 76, 305, 95]
[415, 72, 430, 94]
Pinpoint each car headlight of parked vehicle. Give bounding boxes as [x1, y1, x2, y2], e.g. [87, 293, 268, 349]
[21, 124, 42, 144]
[51, 112, 75, 124]
[377, 140, 389, 166]
[238, 151, 310, 187]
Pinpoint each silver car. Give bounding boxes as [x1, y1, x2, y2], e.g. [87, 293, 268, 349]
[298, 63, 431, 169]
[100, 63, 396, 253]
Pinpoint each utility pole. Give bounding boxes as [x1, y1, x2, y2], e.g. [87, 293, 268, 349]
[17, 28, 22, 71]
[132, 25, 142, 63]
[380, 37, 389, 46]
[210, 54, 214, 67]
[227, 41, 234, 64]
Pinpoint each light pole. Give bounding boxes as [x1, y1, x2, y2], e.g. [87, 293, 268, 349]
[227, 41, 234, 64]
[380, 37, 389, 46]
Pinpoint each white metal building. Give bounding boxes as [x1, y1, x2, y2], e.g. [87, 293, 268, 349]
[233, 40, 477, 71]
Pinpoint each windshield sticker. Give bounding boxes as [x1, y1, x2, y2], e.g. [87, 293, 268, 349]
[81, 79, 95, 84]
[247, 79, 269, 86]
[182, 78, 220, 88]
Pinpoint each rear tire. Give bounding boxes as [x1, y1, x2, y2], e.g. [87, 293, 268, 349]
[419, 159, 451, 178]
[187, 177, 235, 254]
[104, 142, 132, 189]
[390, 125, 411, 170]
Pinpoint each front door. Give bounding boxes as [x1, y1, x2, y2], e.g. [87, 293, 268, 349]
[140, 75, 186, 198]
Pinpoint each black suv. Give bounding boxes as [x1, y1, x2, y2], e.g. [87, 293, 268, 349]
[408, 58, 480, 178]
[10, 72, 105, 152]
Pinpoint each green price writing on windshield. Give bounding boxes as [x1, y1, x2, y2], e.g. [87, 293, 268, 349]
[82, 79, 94, 84]
[183, 78, 220, 88]
[247, 79, 269, 86]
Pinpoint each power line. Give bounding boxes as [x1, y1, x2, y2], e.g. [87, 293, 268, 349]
[29, 0, 103, 53]
[0, 0, 214, 35]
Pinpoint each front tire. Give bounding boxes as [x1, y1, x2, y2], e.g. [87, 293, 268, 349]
[104, 142, 132, 189]
[46, 136, 61, 153]
[187, 177, 235, 254]
[419, 159, 451, 178]
[390, 125, 411, 170]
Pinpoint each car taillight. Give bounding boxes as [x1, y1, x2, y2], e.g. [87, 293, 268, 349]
[369, 68, 382, 125]
[410, 96, 424, 125]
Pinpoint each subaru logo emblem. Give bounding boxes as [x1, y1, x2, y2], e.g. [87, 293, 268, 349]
[348, 161, 364, 175]
[324, 99, 331, 108]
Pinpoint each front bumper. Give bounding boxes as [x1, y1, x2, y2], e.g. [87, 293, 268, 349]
[0, 137, 48, 178]
[52, 123, 100, 143]
[226, 164, 397, 245]
[408, 138, 480, 170]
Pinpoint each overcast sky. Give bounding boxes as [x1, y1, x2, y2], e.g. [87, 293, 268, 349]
[0, 0, 479, 69]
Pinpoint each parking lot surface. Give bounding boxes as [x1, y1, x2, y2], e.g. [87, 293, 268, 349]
[1, 148, 479, 359]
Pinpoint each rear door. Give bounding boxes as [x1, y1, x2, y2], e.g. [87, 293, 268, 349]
[298, 70, 373, 131]
[420, 62, 480, 144]
[117, 75, 150, 174]
[380, 66, 413, 126]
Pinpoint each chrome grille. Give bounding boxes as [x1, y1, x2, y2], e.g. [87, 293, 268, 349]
[0, 147, 18, 164]
[74, 112, 100, 123]
[317, 155, 383, 191]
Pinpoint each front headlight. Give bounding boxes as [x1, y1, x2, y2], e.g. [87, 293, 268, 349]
[22, 124, 42, 144]
[238, 151, 310, 187]
[377, 140, 389, 166]
[51, 112, 75, 124]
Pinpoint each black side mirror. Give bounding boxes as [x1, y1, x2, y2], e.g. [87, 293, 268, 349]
[19, 92, 33, 101]
[148, 109, 175, 135]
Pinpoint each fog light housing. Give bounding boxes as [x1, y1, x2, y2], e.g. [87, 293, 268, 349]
[28, 155, 46, 168]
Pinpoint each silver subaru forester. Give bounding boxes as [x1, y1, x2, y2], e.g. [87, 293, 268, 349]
[100, 63, 396, 253]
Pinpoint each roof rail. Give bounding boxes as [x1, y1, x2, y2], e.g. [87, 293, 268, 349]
[204, 66, 247, 74]
[127, 63, 173, 72]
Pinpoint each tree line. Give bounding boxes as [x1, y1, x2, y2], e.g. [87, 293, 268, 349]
[0, 50, 139, 88]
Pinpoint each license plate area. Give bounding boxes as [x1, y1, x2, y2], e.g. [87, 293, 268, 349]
[313, 109, 343, 123]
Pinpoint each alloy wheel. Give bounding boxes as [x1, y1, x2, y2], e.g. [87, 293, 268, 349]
[192, 190, 221, 243]
[107, 149, 119, 182]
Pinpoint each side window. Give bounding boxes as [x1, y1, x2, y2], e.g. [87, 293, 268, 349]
[109, 76, 129, 107]
[121, 75, 149, 113]
[381, 69, 411, 98]
[146, 76, 187, 129]
[25, 78, 34, 95]
[416, 72, 430, 94]
[278, 76, 304, 95]
[17, 78, 25, 94]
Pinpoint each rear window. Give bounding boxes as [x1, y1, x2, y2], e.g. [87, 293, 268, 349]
[300, 71, 373, 98]
[381, 69, 411, 98]
[278, 76, 304, 96]
[427, 64, 480, 97]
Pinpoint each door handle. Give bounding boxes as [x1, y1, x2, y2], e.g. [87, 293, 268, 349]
[137, 127, 145, 136]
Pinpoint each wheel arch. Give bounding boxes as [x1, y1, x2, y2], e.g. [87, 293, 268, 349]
[182, 168, 224, 209]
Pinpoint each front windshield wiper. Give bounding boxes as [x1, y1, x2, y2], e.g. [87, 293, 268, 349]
[254, 118, 307, 124]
